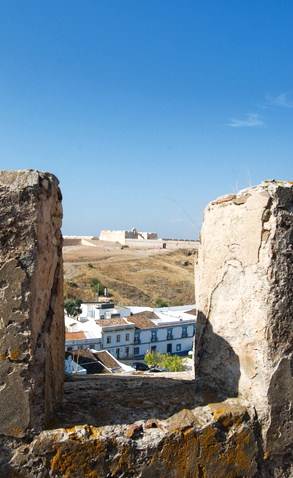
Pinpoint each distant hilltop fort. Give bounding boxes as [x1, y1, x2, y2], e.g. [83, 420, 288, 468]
[98, 227, 198, 250]
[63, 228, 198, 250]
[99, 227, 159, 246]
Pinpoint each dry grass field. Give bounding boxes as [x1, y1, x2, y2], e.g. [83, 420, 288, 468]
[63, 240, 196, 306]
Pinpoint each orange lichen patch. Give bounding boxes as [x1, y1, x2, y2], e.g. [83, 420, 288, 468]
[7, 426, 24, 438]
[87, 426, 102, 439]
[50, 439, 109, 478]
[219, 426, 258, 474]
[146, 406, 257, 478]
[109, 444, 136, 477]
[197, 425, 221, 462]
[208, 402, 248, 428]
[50, 436, 135, 478]
[149, 427, 200, 478]
[0, 349, 23, 361]
[9, 349, 21, 361]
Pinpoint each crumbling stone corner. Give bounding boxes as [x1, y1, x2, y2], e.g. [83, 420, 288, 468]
[0, 170, 64, 438]
[194, 180, 293, 474]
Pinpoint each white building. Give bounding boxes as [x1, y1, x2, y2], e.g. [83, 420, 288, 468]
[99, 228, 163, 248]
[96, 318, 135, 360]
[65, 304, 196, 361]
[79, 301, 131, 321]
[65, 315, 102, 351]
[130, 310, 195, 358]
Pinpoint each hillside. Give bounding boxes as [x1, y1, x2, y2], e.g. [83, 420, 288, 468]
[63, 240, 196, 306]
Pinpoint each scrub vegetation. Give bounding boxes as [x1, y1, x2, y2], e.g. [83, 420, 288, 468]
[144, 351, 185, 372]
[63, 240, 196, 307]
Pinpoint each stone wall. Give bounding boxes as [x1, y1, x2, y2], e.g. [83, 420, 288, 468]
[1, 174, 292, 477]
[0, 170, 64, 438]
[194, 180, 293, 466]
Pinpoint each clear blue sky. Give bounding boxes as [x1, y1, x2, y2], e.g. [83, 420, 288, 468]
[0, 1, 292, 238]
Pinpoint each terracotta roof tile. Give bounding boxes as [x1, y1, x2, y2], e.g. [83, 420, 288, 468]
[93, 350, 121, 370]
[128, 311, 157, 329]
[95, 318, 131, 328]
[65, 331, 86, 340]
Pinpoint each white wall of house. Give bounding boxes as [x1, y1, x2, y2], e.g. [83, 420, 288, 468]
[65, 311, 196, 362]
[80, 303, 99, 319]
[133, 323, 195, 358]
[101, 326, 135, 360]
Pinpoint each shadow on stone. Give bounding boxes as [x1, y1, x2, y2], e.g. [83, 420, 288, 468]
[194, 311, 240, 401]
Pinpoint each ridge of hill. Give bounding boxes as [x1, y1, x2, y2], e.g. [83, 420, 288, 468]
[63, 241, 196, 306]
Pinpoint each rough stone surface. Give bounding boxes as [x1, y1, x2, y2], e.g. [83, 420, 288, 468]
[1, 175, 292, 477]
[2, 397, 259, 478]
[0, 170, 64, 438]
[194, 180, 293, 471]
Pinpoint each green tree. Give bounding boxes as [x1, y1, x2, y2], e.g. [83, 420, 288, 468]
[64, 298, 82, 317]
[144, 351, 161, 367]
[160, 354, 185, 372]
[90, 277, 105, 296]
[144, 351, 185, 372]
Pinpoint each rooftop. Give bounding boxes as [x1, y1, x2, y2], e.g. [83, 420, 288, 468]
[65, 331, 86, 341]
[95, 317, 134, 328]
[127, 311, 158, 329]
[93, 350, 122, 370]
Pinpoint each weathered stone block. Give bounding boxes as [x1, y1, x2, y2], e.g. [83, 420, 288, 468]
[194, 180, 293, 460]
[0, 170, 64, 437]
[7, 398, 259, 478]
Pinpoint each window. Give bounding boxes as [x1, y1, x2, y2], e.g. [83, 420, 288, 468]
[182, 326, 188, 338]
[106, 336, 111, 344]
[116, 334, 121, 343]
[134, 347, 140, 356]
[116, 348, 120, 359]
[134, 332, 140, 344]
[151, 345, 157, 353]
[176, 344, 181, 352]
[125, 347, 129, 357]
[151, 330, 157, 342]
[126, 333, 130, 341]
[167, 328, 173, 340]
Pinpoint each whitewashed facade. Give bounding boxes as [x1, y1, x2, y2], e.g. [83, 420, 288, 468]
[65, 304, 196, 362]
[80, 302, 131, 321]
[132, 321, 195, 358]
